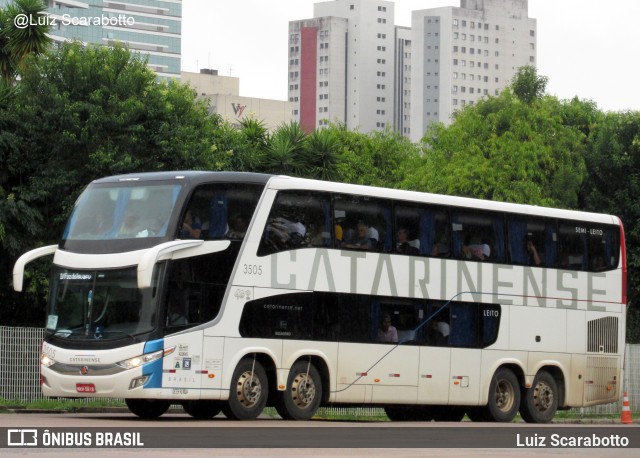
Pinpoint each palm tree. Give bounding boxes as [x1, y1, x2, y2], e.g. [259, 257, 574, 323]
[0, 0, 51, 85]
[304, 127, 340, 181]
[264, 122, 309, 176]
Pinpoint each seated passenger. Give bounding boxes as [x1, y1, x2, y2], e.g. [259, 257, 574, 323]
[462, 236, 490, 261]
[377, 314, 398, 343]
[428, 320, 450, 346]
[180, 209, 201, 239]
[226, 214, 249, 240]
[264, 216, 306, 249]
[396, 228, 420, 255]
[342, 221, 373, 250]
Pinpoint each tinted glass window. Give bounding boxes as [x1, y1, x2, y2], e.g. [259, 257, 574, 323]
[335, 195, 391, 252]
[508, 216, 556, 267]
[180, 184, 262, 240]
[395, 203, 450, 257]
[258, 191, 331, 255]
[451, 210, 506, 262]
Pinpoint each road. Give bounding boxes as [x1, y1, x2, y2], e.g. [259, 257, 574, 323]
[1, 413, 638, 457]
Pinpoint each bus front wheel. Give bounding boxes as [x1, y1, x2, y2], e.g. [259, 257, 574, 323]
[182, 400, 222, 419]
[486, 368, 520, 422]
[519, 370, 558, 423]
[125, 398, 171, 419]
[277, 361, 323, 420]
[224, 357, 268, 420]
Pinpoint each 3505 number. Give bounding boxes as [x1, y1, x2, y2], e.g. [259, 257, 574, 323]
[243, 264, 263, 275]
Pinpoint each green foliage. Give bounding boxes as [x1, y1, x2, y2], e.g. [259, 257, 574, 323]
[511, 65, 549, 104]
[404, 89, 586, 209]
[580, 111, 640, 342]
[0, 42, 225, 326]
[335, 125, 420, 188]
[0, 0, 51, 84]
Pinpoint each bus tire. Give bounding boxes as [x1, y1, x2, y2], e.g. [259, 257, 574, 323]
[182, 400, 222, 419]
[519, 370, 558, 423]
[486, 368, 520, 422]
[225, 357, 268, 420]
[125, 398, 171, 419]
[277, 361, 322, 421]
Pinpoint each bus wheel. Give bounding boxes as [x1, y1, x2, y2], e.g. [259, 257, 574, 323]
[182, 400, 222, 419]
[519, 370, 558, 423]
[125, 398, 171, 419]
[278, 361, 322, 420]
[486, 368, 520, 422]
[225, 357, 268, 420]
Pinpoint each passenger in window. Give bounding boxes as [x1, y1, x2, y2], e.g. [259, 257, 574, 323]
[377, 314, 398, 343]
[343, 221, 373, 250]
[307, 219, 331, 247]
[180, 209, 202, 239]
[431, 236, 450, 257]
[226, 213, 249, 240]
[264, 216, 307, 250]
[396, 228, 420, 255]
[427, 320, 450, 346]
[462, 236, 490, 261]
[167, 290, 189, 326]
[592, 255, 607, 271]
[526, 235, 542, 266]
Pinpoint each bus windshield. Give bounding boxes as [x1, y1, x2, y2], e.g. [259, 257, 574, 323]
[63, 183, 181, 241]
[46, 266, 160, 342]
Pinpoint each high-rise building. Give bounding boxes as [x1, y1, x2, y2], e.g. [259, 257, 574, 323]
[289, 0, 396, 133]
[288, 0, 536, 141]
[411, 0, 536, 141]
[0, 0, 182, 79]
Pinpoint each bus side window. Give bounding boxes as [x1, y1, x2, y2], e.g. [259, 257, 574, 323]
[258, 191, 331, 256]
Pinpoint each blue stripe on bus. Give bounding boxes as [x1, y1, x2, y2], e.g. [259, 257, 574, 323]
[143, 338, 164, 389]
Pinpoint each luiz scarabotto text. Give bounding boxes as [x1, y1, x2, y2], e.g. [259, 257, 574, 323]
[516, 432, 630, 448]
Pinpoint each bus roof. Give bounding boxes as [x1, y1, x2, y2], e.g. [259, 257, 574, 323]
[266, 175, 620, 226]
[91, 171, 273, 187]
[90, 171, 619, 226]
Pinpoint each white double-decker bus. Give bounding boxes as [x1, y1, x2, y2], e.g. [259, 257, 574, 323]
[14, 172, 626, 422]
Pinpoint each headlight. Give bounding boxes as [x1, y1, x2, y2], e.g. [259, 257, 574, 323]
[41, 354, 55, 368]
[116, 347, 175, 370]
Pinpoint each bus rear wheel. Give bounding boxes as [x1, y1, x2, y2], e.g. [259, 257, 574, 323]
[224, 357, 268, 420]
[519, 370, 558, 423]
[277, 361, 322, 420]
[486, 368, 520, 422]
[182, 400, 222, 419]
[125, 398, 171, 419]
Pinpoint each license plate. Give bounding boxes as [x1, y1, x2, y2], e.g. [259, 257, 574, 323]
[76, 383, 96, 393]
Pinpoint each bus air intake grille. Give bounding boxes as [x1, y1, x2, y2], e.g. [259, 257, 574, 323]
[587, 316, 618, 354]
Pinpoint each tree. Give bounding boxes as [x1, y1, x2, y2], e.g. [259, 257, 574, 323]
[580, 111, 640, 342]
[511, 65, 548, 104]
[262, 122, 309, 176]
[404, 88, 587, 209]
[0, 0, 51, 84]
[335, 124, 420, 188]
[0, 42, 226, 326]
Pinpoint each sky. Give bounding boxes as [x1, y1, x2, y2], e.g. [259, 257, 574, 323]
[181, 0, 640, 112]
